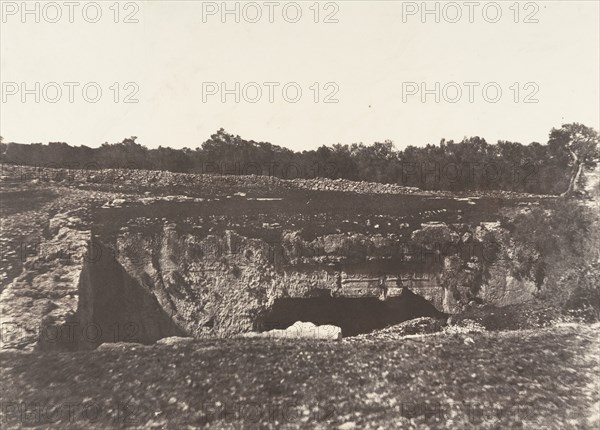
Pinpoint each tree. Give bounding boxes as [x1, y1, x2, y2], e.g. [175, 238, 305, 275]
[549, 123, 600, 196]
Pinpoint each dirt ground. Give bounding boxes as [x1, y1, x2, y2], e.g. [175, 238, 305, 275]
[1, 323, 598, 429]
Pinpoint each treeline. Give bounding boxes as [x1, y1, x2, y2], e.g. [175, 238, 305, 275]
[1, 124, 598, 195]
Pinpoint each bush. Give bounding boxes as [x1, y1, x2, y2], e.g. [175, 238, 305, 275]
[561, 263, 600, 321]
[508, 199, 600, 320]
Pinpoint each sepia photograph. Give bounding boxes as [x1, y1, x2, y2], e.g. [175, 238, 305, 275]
[0, 1, 599, 428]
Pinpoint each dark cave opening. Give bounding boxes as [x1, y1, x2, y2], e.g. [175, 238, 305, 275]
[256, 289, 447, 337]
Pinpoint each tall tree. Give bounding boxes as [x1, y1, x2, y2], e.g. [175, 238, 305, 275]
[549, 123, 600, 196]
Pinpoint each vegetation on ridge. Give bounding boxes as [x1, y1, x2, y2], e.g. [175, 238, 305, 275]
[1, 123, 598, 195]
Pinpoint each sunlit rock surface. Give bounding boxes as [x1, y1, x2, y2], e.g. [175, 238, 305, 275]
[0, 166, 550, 350]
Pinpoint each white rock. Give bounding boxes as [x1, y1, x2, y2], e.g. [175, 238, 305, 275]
[261, 321, 342, 340]
[96, 342, 144, 351]
[156, 336, 194, 346]
[111, 198, 126, 207]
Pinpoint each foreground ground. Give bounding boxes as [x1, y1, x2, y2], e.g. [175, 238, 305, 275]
[1, 323, 598, 429]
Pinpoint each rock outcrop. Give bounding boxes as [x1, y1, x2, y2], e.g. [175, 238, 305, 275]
[0, 209, 91, 350]
[0, 166, 550, 350]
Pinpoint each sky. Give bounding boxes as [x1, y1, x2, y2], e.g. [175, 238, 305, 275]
[1, 1, 599, 151]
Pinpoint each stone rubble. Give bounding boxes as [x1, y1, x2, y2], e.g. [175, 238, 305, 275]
[344, 317, 445, 342]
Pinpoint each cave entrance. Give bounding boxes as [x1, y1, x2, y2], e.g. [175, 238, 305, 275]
[255, 289, 447, 337]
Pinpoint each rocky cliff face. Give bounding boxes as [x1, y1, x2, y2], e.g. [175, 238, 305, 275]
[70, 196, 541, 346]
[0, 167, 548, 350]
[0, 209, 91, 350]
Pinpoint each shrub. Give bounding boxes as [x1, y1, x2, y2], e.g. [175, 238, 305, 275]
[508, 199, 600, 319]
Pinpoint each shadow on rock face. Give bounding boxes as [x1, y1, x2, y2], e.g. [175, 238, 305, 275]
[68, 240, 184, 350]
[256, 289, 447, 337]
